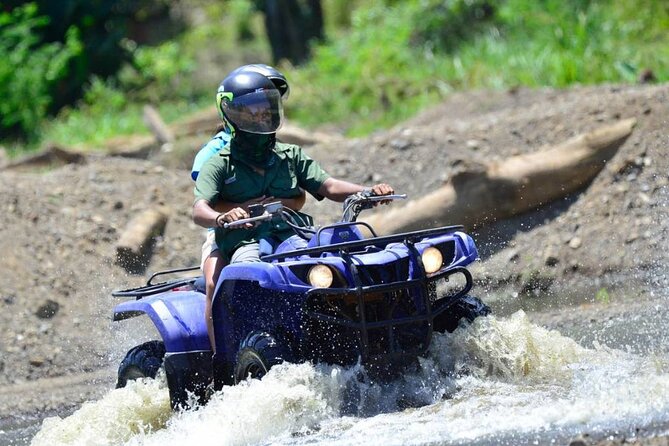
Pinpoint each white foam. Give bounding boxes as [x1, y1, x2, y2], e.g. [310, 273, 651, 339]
[31, 311, 669, 445]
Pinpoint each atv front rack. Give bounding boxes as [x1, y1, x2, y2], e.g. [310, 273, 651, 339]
[305, 258, 473, 363]
[295, 225, 473, 367]
[261, 224, 464, 262]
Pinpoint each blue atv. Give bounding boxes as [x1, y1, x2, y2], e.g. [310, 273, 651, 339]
[112, 192, 490, 409]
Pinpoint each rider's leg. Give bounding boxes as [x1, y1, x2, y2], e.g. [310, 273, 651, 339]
[229, 242, 262, 263]
[201, 231, 227, 351]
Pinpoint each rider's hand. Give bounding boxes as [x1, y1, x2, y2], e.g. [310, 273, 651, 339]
[370, 183, 394, 205]
[217, 207, 253, 229]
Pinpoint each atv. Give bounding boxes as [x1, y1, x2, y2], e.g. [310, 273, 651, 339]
[112, 191, 490, 409]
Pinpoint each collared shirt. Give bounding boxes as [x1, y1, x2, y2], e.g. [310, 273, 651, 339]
[194, 141, 330, 261]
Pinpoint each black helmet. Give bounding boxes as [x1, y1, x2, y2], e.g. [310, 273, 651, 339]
[216, 71, 283, 134]
[228, 63, 290, 100]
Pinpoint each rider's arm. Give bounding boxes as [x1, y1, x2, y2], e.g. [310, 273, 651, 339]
[193, 199, 222, 228]
[279, 190, 307, 210]
[193, 199, 249, 229]
[318, 178, 394, 202]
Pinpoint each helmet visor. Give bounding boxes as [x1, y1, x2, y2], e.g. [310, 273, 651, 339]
[222, 89, 283, 134]
[274, 80, 290, 101]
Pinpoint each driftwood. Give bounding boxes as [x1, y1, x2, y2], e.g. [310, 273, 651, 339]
[3, 144, 86, 171]
[105, 134, 158, 159]
[170, 107, 341, 146]
[98, 105, 343, 160]
[115, 207, 169, 274]
[143, 105, 175, 148]
[362, 118, 637, 235]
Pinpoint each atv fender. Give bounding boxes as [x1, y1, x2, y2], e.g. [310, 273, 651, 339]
[113, 290, 210, 353]
[454, 231, 479, 265]
[217, 261, 286, 288]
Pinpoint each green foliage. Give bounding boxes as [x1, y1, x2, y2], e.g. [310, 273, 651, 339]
[289, 2, 451, 134]
[0, 4, 82, 140]
[289, 0, 668, 135]
[595, 287, 611, 304]
[118, 41, 197, 103]
[413, 0, 499, 52]
[39, 0, 265, 149]
[10, 0, 669, 151]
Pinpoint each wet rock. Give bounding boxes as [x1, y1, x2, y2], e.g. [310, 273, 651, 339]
[519, 269, 555, 296]
[507, 249, 520, 263]
[466, 139, 480, 150]
[568, 434, 589, 446]
[391, 139, 411, 151]
[35, 299, 60, 319]
[29, 357, 45, 367]
[544, 246, 560, 267]
[568, 237, 582, 249]
[625, 233, 639, 244]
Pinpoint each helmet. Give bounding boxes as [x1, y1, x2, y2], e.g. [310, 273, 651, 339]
[216, 71, 283, 134]
[228, 63, 290, 100]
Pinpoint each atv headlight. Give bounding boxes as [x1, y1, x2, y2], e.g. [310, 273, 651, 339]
[422, 247, 443, 274]
[308, 264, 334, 288]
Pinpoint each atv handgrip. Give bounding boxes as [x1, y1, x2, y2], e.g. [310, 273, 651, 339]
[221, 201, 285, 229]
[222, 212, 273, 229]
[365, 193, 407, 202]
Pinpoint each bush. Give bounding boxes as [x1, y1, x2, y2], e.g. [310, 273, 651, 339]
[288, 0, 667, 135]
[0, 4, 82, 141]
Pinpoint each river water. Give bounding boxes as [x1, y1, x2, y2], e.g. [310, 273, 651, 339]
[22, 301, 669, 446]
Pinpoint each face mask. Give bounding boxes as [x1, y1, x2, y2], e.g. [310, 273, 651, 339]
[231, 131, 276, 168]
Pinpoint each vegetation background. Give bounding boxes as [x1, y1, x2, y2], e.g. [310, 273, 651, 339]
[0, 0, 667, 154]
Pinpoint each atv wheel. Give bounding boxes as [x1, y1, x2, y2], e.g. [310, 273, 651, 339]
[434, 295, 490, 334]
[116, 340, 166, 388]
[234, 332, 292, 384]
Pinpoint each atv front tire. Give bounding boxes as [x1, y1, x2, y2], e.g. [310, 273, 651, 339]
[116, 340, 166, 388]
[434, 295, 490, 333]
[234, 332, 292, 384]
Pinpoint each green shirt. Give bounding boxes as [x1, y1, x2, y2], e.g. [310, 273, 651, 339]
[194, 141, 330, 260]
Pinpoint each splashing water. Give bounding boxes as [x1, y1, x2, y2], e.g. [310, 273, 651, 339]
[30, 311, 669, 445]
[32, 378, 171, 446]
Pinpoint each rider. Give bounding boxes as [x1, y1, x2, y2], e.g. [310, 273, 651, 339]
[191, 63, 306, 285]
[192, 68, 394, 350]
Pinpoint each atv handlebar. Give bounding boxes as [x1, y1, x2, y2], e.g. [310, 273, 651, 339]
[360, 193, 407, 203]
[221, 191, 407, 229]
[222, 201, 284, 229]
[342, 191, 407, 222]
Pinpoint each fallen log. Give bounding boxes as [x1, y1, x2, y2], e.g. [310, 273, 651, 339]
[3, 144, 86, 171]
[362, 118, 637, 235]
[105, 134, 158, 159]
[143, 105, 175, 149]
[170, 108, 341, 147]
[116, 207, 169, 274]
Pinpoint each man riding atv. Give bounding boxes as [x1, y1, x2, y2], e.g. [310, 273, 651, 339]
[192, 67, 395, 352]
[112, 66, 490, 410]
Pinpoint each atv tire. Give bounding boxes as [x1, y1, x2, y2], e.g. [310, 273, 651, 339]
[116, 340, 166, 388]
[234, 332, 292, 384]
[434, 295, 490, 334]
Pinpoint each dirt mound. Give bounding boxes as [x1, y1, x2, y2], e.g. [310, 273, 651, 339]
[0, 83, 667, 391]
